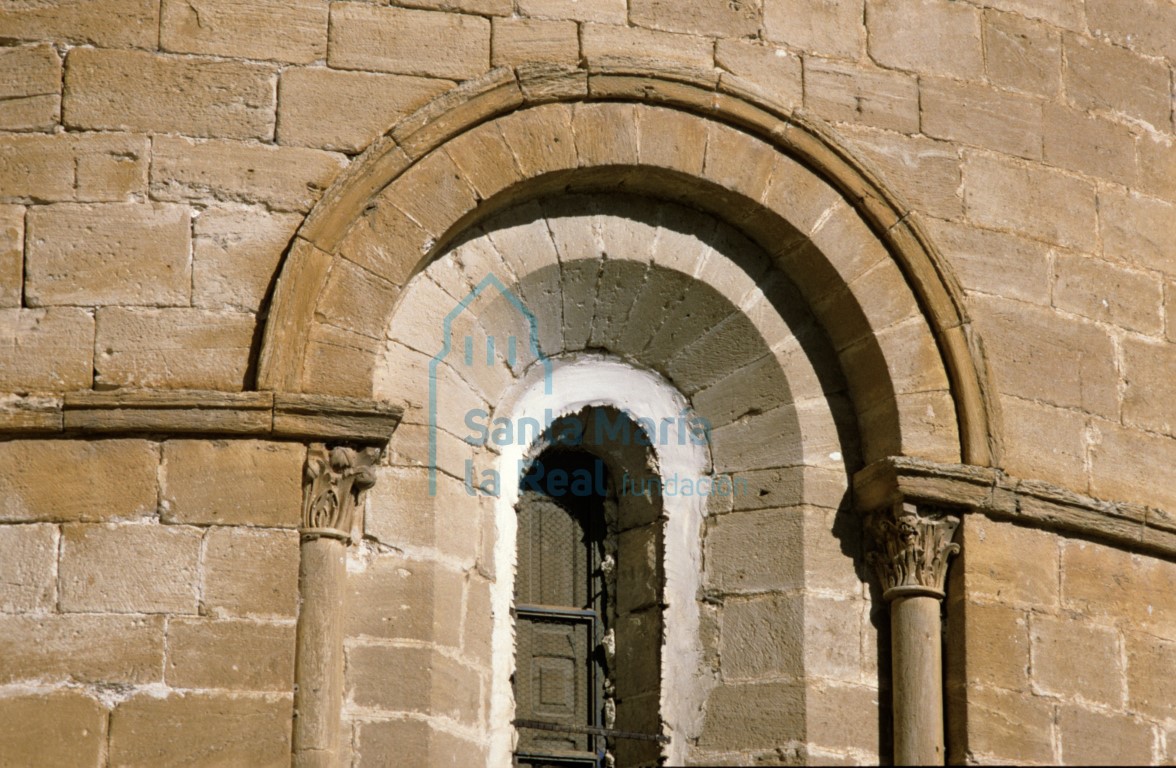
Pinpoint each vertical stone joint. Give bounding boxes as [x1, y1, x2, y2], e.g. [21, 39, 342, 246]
[867, 502, 961, 601]
[300, 443, 380, 542]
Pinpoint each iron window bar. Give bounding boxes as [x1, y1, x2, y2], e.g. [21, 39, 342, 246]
[514, 719, 670, 744]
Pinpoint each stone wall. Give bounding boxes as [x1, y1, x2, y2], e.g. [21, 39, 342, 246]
[2, 0, 1173, 504]
[949, 516, 1176, 765]
[1, 0, 1175, 766]
[0, 438, 303, 765]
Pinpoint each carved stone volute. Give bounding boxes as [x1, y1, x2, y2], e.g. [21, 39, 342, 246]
[867, 502, 961, 601]
[301, 443, 380, 542]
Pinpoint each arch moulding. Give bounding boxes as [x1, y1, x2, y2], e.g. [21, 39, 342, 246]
[256, 62, 1001, 469]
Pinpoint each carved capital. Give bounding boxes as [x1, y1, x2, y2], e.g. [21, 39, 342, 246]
[301, 443, 380, 542]
[867, 502, 960, 601]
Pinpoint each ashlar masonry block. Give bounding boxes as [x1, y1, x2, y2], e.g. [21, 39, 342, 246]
[0, 693, 108, 768]
[26, 203, 191, 307]
[59, 523, 202, 613]
[63, 48, 277, 140]
[0, 439, 156, 523]
[161, 440, 304, 528]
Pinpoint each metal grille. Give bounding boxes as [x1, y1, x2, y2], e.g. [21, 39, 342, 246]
[515, 451, 607, 767]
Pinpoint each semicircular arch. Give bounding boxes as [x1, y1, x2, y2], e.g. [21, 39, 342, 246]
[258, 64, 999, 466]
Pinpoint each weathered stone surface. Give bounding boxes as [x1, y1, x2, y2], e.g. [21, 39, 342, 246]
[0, 613, 164, 684]
[630, 0, 759, 37]
[963, 153, 1096, 250]
[344, 553, 464, 646]
[0, 44, 61, 131]
[396, 0, 510, 13]
[0, 133, 149, 203]
[1086, 0, 1176, 60]
[151, 135, 346, 212]
[0, 0, 159, 48]
[1031, 614, 1121, 706]
[962, 685, 1055, 763]
[970, 296, 1117, 417]
[0, 439, 156, 522]
[959, 601, 1029, 692]
[161, 0, 328, 63]
[1126, 631, 1176, 721]
[1063, 32, 1171, 129]
[805, 58, 919, 134]
[347, 644, 481, 724]
[279, 67, 451, 153]
[1122, 337, 1176, 438]
[94, 307, 256, 390]
[491, 17, 578, 67]
[703, 122, 775, 200]
[924, 218, 1050, 305]
[636, 105, 707, 175]
[983, 10, 1061, 97]
[1057, 705, 1153, 765]
[168, 618, 296, 691]
[1052, 253, 1161, 335]
[0, 206, 24, 308]
[764, 0, 863, 59]
[0, 692, 108, 767]
[1089, 420, 1176, 512]
[390, 151, 479, 240]
[715, 39, 802, 111]
[109, 692, 292, 766]
[328, 4, 490, 80]
[1099, 186, 1176, 276]
[0, 523, 57, 612]
[960, 516, 1059, 610]
[841, 127, 961, 219]
[1042, 104, 1137, 185]
[203, 526, 299, 618]
[60, 523, 202, 613]
[161, 440, 303, 527]
[1168, 280, 1176, 344]
[319, 265, 400, 345]
[63, 48, 277, 140]
[356, 718, 486, 768]
[1138, 135, 1176, 203]
[581, 22, 713, 70]
[866, 0, 983, 78]
[705, 508, 804, 593]
[921, 78, 1040, 160]
[303, 322, 380, 397]
[365, 467, 482, 566]
[193, 206, 301, 312]
[26, 203, 191, 307]
[998, 395, 1088, 493]
[805, 594, 866, 683]
[984, 0, 1083, 32]
[710, 592, 804, 677]
[516, 0, 625, 23]
[698, 681, 804, 749]
[1062, 538, 1176, 638]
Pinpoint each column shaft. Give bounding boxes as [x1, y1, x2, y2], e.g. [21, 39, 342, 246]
[890, 595, 944, 765]
[293, 538, 347, 767]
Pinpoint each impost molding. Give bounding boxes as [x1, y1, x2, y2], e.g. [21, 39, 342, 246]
[855, 455, 1176, 560]
[0, 389, 402, 443]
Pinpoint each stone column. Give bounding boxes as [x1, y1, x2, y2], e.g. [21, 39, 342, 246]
[293, 444, 379, 768]
[868, 502, 960, 766]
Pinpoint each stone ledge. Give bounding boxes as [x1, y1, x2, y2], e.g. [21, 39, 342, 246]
[0, 390, 402, 443]
[855, 455, 1176, 559]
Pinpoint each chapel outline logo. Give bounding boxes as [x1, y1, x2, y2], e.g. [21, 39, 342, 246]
[428, 274, 552, 495]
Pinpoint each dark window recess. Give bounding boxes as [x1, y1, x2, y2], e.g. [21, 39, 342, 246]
[514, 450, 612, 768]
